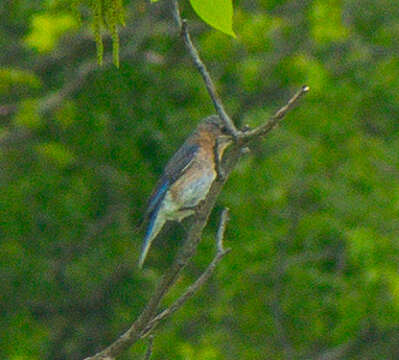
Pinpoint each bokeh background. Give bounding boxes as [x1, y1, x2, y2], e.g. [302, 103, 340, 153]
[2, 0, 399, 359]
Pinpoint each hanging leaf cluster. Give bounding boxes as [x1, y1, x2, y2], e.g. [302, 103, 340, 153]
[72, 0, 235, 67]
[72, 0, 125, 67]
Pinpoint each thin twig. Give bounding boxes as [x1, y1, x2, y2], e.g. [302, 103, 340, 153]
[216, 208, 230, 252]
[140, 209, 231, 337]
[84, 204, 231, 360]
[143, 336, 154, 360]
[239, 85, 310, 142]
[84, 261, 184, 359]
[171, 0, 239, 138]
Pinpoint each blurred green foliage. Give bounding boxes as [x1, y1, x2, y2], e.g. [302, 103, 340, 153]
[0, 68, 42, 95]
[1, 0, 399, 359]
[25, 13, 78, 53]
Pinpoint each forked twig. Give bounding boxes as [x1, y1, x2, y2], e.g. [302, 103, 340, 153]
[140, 209, 231, 337]
[171, 0, 239, 138]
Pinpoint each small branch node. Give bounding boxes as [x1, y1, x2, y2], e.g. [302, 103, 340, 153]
[180, 19, 188, 36]
[138, 208, 232, 339]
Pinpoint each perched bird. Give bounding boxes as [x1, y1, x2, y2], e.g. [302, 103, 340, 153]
[138, 115, 232, 268]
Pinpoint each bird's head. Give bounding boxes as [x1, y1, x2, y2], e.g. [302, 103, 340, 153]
[198, 115, 233, 162]
[200, 115, 231, 137]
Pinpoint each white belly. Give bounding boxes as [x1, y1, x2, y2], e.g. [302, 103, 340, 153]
[161, 166, 216, 222]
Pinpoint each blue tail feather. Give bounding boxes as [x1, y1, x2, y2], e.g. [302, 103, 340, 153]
[139, 206, 161, 268]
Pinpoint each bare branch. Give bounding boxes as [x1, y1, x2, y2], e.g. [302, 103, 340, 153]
[171, 0, 239, 138]
[82, 5, 309, 360]
[84, 202, 232, 360]
[239, 85, 309, 142]
[141, 209, 231, 337]
[84, 260, 184, 359]
[143, 336, 154, 360]
[82, 81, 309, 358]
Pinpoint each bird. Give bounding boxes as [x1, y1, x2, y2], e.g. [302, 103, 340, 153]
[138, 115, 232, 268]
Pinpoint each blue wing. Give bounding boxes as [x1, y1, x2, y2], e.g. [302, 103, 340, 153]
[138, 143, 199, 267]
[144, 143, 199, 220]
[146, 180, 169, 218]
[164, 143, 199, 183]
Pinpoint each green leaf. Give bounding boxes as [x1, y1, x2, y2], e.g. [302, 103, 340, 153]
[189, 0, 236, 37]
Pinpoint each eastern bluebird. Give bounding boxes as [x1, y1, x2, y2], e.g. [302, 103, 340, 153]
[138, 115, 232, 268]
